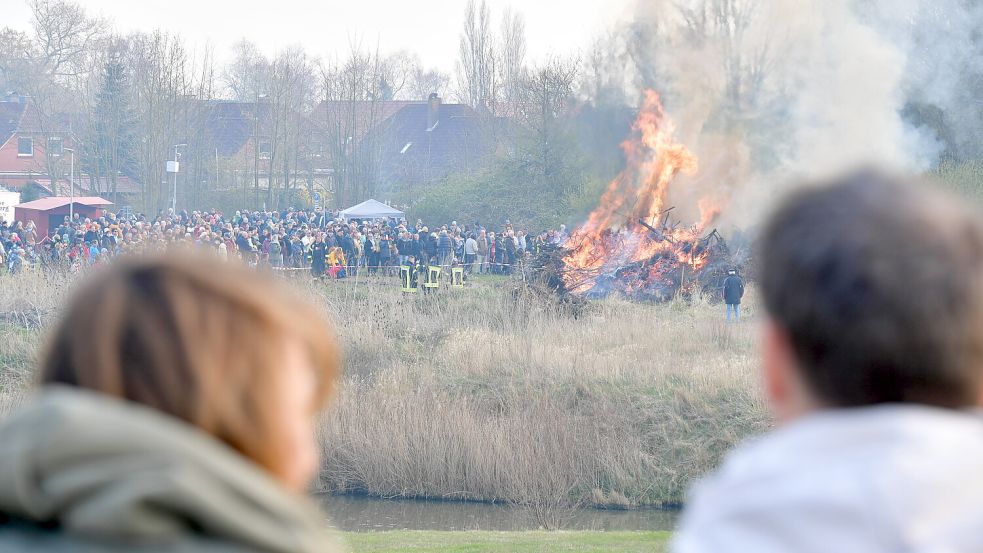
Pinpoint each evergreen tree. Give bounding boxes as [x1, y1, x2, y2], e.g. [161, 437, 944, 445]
[93, 49, 135, 202]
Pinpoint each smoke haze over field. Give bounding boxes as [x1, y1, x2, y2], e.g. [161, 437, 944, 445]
[617, 0, 983, 229]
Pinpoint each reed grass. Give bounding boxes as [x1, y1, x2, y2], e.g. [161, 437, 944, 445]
[0, 267, 768, 511]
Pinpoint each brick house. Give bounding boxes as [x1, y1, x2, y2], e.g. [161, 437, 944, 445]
[0, 94, 140, 200]
[0, 93, 496, 211]
[200, 95, 493, 207]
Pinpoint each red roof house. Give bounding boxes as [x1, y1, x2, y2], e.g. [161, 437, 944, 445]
[0, 95, 141, 198]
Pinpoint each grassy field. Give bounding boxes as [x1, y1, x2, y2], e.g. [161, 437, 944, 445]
[340, 530, 670, 552]
[312, 271, 767, 519]
[0, 266, 768, 526]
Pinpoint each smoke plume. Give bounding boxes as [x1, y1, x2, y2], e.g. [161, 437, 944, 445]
[618, 0, 983, 230]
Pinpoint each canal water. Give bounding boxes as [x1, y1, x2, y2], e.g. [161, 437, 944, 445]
[319, 494, 680, 532]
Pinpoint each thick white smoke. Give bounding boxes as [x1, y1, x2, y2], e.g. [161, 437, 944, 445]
[623, 0, 981, 229]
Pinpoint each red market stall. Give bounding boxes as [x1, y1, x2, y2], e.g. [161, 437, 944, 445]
[14, 196, 112, 238]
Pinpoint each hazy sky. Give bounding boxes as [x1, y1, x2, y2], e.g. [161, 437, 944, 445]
[0, 0, 635, 72]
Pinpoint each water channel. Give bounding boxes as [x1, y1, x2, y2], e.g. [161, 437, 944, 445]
[319, 494, 680, 532]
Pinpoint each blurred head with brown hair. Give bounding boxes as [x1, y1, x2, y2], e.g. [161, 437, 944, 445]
[40, 250, 342, 492]
[675, 170, 983, 553]
[758, 169, 983, 421]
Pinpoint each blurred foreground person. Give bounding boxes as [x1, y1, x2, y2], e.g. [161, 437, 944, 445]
[0, 252, 343, 552]
[674, 170, 983, 553]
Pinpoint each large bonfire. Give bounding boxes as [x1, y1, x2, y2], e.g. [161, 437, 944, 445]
[560, 90, 730, 300]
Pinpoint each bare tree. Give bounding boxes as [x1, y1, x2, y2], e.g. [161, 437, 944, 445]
[672, 0, 772, 111]
[498, 8, 527, 115]
[317, 45, 390, 205]
[180, 46, 218, 208]
[379, 51, 417, 100]
[128, 31, 198, 213]
[222, 40, 270, 102]
[456, 0, 496, 111]
[0, 29, 40, 94]
[407, 64, 450, 101]
[520, 57, 580, 192]
[264, 48, 317, 208]
[583, 31, 629, 106]
[28, 0, 108, 83]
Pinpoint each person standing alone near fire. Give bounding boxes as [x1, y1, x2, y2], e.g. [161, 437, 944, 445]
[723, 269, 745, 322]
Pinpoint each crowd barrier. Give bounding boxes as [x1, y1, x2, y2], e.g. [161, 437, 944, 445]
[6, 255, 521, 286]
[270, 261, 521, 272]
[271, 260, 517, 292]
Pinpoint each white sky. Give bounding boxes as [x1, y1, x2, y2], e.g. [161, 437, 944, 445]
[0, 0, 635, 73]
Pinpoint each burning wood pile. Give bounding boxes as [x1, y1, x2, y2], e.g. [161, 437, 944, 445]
[535, 90, 738, 302]
[559, 215, 732, 301]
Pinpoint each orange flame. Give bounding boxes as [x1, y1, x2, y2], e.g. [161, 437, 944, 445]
[563, 90, 716, 296]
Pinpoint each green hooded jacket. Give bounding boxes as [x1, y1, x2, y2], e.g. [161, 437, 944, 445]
[0, 387, 344, 553]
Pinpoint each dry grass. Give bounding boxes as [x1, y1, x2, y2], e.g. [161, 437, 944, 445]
[302, 274, 768, 512]
[0, 267, 75, 417]
[0, 268, 768, 515]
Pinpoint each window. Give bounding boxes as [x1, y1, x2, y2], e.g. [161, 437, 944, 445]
[47, 137, 63, 156]
[17, 137, 33, 157]
[258, 139, 271, 160]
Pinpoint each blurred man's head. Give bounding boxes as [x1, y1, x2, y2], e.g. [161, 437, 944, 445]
[759, 170, 983, 423]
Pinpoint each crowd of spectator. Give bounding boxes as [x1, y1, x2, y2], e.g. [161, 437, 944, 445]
[0, 207, 572, 277]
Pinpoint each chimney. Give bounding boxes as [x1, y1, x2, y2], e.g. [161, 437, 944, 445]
[427, 93, 441, 131]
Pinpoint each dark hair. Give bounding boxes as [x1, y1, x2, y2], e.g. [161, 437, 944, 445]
[759, 169, 983, 408]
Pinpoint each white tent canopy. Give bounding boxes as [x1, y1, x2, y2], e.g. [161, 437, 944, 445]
[339, 199, 404, 221]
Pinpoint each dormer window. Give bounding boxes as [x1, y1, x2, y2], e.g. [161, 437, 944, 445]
[258, 139, 271, 160]
[17, 137, 33, 157]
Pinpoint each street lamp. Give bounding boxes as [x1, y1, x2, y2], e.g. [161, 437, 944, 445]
[168, 144, 187, 213]
[63, 148, 75, 220]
